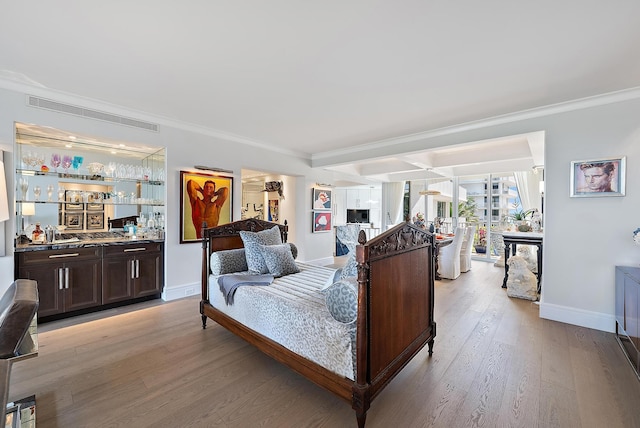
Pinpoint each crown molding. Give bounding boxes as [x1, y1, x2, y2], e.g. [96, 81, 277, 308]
[0, 77, 309, 160]
[311, 86, 640, 166]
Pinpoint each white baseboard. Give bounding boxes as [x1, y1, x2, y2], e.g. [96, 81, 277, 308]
[539, 302, 615, 333]
[162, 282, 200, 301]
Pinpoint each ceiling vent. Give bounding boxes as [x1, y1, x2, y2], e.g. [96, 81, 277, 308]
[27, 95, 159, 132]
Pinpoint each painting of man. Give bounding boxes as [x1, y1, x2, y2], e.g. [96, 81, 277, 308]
[571, 157, 625, 197]
[181, 172, 232, 242]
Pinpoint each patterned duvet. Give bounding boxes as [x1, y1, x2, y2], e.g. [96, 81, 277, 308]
[210, 262, 357, 380]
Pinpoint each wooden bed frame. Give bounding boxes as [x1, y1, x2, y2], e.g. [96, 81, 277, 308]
[200, 218, 436, 427]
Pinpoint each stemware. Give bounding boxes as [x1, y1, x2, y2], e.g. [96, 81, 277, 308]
[106, 162, 117, 177]
[33, 186, 41, 201]
[50, 154, 61, 172]
[47, 184, 54, 201]
[72, 156, 84, 174]
[18, 177, 29, 200]
[57, 186, 66, 202]
[61, 155, 72, 174]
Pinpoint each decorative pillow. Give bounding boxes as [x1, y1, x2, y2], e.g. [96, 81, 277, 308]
[260, 244, 300, 277]
[320, 268, 343, 291]
[287, 242, 298, 260]
[323, 277, 358, 323]
[210, 248, 248, 275]
[239, 226, 283, 274]
[340, 253, 358, 279]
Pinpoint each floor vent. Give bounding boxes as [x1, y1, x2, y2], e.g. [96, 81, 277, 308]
[27, 95, 159, 132]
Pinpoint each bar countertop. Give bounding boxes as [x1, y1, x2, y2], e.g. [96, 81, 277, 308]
[15, 231, 165, 252]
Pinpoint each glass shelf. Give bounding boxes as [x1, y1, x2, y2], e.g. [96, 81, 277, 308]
[16, 200, 164, 207]
[16, 169, 164, 186]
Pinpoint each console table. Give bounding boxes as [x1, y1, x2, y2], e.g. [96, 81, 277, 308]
[501, 232, 543, 293]
[615, 266, 640, 379]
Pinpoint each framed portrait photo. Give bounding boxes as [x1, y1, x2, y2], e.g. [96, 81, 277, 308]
[312, 211, 332, 233]
[570, 156, 626, 197]
[312, 188, 332, 210]
[180, 171, 233, 243]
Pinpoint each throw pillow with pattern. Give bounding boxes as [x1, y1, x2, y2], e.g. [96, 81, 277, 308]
[239, 226, 283, 274]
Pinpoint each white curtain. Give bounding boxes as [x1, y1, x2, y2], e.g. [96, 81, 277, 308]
[382, 181, 405, 230]
[514, 171, 542, 212]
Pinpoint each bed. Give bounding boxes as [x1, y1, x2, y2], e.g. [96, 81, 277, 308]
[200, 218, 436, 427]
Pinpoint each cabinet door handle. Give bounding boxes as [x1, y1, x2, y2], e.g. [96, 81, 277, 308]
[124, 248, 146, 253]
[131, 260, 136, 279]
[136, 259, 140, 278]
[58, 267, 64, 290]
[65, 267, 70, 289]
[49, 253, 80, 259]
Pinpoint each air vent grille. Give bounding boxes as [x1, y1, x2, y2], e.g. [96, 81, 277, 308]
[27, 95, 159, 132]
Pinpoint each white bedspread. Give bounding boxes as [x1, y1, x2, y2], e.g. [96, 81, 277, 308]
[210, 262, 356, 380]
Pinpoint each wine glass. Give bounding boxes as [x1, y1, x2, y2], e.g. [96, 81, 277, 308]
[47, 184, 54, 201]
[61, 155, 72, 174]
[51, 154, 61, 172]
[33, 186, 41, 201]
[72, 156, 83, 174]
[18, 177, 29, 200]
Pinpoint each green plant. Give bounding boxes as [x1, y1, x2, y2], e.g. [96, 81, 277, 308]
[458, 197, 479, 223]
[507, 203, 535, 221]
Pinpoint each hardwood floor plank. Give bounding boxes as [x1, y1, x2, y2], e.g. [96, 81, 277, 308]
[7, 261, 640, 427]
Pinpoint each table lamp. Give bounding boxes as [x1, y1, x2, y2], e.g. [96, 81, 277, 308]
[17, 202, 35, 244]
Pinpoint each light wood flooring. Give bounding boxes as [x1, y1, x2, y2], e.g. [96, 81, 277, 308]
[9, 261, 640, 427]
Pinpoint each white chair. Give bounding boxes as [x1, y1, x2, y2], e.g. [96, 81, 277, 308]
[460, 225, 477, 273]
[437, 227, 465, 280]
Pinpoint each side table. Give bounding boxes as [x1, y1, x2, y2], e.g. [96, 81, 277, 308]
[501, 232, 544, 293]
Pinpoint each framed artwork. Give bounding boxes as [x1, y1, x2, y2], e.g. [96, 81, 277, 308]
[312, 188, 332, 210]
[65, 212, 83, 230]
[64, 190, 83, 211]
[268, 199, 279, 222]
[570, 157, 626, 197]
[312, 211, 332, 233]
[180, 170, 233, 243]
[87, 212, 104, 230]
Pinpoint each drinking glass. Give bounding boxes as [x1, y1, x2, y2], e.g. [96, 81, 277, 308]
[50, 154, 61, 172]
[18, 177, 29, 200]
[33, 186, 41, 201]
[61, 155, 72, 174]
[47, 185, 54, 201]
[72, 156, 83, 174]
[57, 186, 66, 202]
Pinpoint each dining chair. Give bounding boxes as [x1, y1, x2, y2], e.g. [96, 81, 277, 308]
[460, 225, 477, 273]
[438, 227, 465, 280]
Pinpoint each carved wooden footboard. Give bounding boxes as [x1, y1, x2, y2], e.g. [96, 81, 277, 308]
[200, 219, 435, 427]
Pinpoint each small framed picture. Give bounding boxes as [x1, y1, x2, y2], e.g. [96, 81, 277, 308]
[65, 212, 83, 230]
[312, 188, 331, 210]
[312, 211, 332, 233]
[65, 190, 83, 211]
[570, 157, 626, 197]
[87, 212, 104, 230]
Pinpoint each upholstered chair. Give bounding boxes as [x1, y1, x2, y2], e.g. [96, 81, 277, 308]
[437, 227, 465, 280]
[460, 225, 477, 273]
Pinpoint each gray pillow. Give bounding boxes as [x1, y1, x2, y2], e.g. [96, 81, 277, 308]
[322, 277, 358, 323]
[260, 244, 300, 277]
[239, 226, 283, 274]
[340, 253, 358, 279]
[210, 248, 248, 275]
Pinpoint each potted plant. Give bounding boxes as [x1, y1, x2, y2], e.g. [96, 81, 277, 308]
[507, 203, 535, 232]
[474, 227, 487, 253]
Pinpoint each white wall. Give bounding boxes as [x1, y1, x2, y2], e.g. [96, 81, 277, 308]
[0, 84, 337, 298]
[3, 81, 640, 334]
[314, 90, 640, 333]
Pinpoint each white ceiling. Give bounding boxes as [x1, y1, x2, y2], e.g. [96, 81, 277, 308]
[2, 1, 640, 182]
